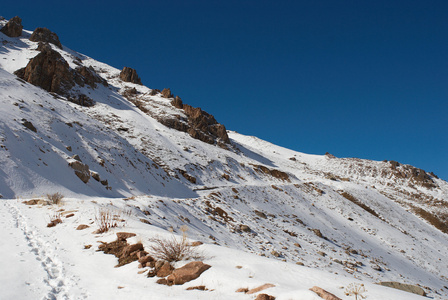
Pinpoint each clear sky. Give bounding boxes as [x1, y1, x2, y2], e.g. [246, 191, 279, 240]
[2, 1, 447, 180]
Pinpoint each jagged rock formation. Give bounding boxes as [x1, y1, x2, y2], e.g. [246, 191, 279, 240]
[161, 88, 173, 98]
[14, 43, 106, 107]
[120, 67, 142, 85]
[29, 27, 62, 49]
[0, 16, 22, 37]
[14, 43, 75, 95]
[158, 96, 230, 146]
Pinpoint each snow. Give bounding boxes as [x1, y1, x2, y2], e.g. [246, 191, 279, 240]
[1, 22, 447, 299]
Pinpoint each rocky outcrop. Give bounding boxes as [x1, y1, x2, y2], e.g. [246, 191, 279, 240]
[166, 261, 211, 285]
[14, 44, 105, 107]
[120, 67, 142, 85]
[378, 281, 426, 296]
[255, 294, 276, 300]
[161, 88, 173, 98]
[29, 27, 62, 49]
[159, 96, 230, 147]
[0, 16, 23, 37]
[75, 66, 108, 88]
[98, 239, 146, 267]
[14, 44, 75, 95]
[68, 160, 90, 183]
[252, 165, 290, 181]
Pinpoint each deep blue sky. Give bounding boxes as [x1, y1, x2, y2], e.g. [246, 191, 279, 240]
[3, 1, 448, 180]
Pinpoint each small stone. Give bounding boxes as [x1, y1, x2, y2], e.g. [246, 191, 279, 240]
[76, 224, 89, 230]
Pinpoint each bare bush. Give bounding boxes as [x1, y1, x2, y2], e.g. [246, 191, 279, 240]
[94, 207, 127, 233]
[47, 192, 64, 205]
[345, 283, 367, 300]
[148, 226, 202, 262]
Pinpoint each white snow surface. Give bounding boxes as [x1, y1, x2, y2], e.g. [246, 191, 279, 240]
[1, 21, 448, 299]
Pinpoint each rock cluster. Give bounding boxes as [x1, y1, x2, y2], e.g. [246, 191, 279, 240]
[29, 27, 62, 49]
[15, 43, 106, 107]
[155, 261, 211, 286]
[120, 67, 142, 85]
[0, 16, 23, 37]
[159, 96, 230, 147]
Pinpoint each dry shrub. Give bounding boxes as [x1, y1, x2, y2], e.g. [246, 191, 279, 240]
[94, 207, 127, 233]
[148, 226, 202, 262]
[345, 282, 367, 299]
[47, 192, 64, 205]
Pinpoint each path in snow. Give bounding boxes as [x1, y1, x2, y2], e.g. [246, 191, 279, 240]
[0, 200, 85, 300]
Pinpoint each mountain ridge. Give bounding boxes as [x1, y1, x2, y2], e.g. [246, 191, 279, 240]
[1, 16, 448, 299]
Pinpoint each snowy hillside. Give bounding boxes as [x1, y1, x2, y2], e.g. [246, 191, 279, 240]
[1, 16, 448, 300]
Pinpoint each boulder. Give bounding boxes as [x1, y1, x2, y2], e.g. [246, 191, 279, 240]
[116, 232, 136, 241]
[247, 283, 275, 295]
[0, 16, 23, 37]
[69, 160, 90, 183]
[119, 67, 142, 85]
[157, 261, 174, 277]
[121, 242, 144, 257]
[167, 261, 211, 285]
[309, 286, 341, 300]
[240, 224, 251, 232]
[29, 27, 62, 49]
[377, 282, 426, 296]
[21, 119, 37, 132]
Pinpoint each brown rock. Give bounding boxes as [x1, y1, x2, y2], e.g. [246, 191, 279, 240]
[138, 255, 154, 265]
[65, 213, 74, 218]
[247, 283, 275, 295]
[309, 286, 342, 300]
[161, 88, 173, 98]
[14, 46, 74, 96]
[29, 27, 62, 49]
[255, 294, 276, 300]
[186, 285, 208, 291]
[157, 261, 174, 277]
[121, 243, 144, 258]
[312, 229, 324, 238]
[167, 261, 211, 285]
[171, 96, 183, 108]
[377, 282, 426, 297]
[22, 119, 37, 132]
[47, 218, 62, 227]
[189, 241, 203, 247]
[240, 224, 251, 232]
[235, 287, 249, 293]
[68, 160, 90, 183]
[75, 66, 108, 88]
[0, 16, 23, 37]
[156, 278, 169, 285]
[76, 224, 89, 230]
[119, 67, 142, 85]
[116, 232, 136, 241]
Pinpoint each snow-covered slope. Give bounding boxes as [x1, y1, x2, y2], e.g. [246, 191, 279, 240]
[1, 17, 448, 299]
